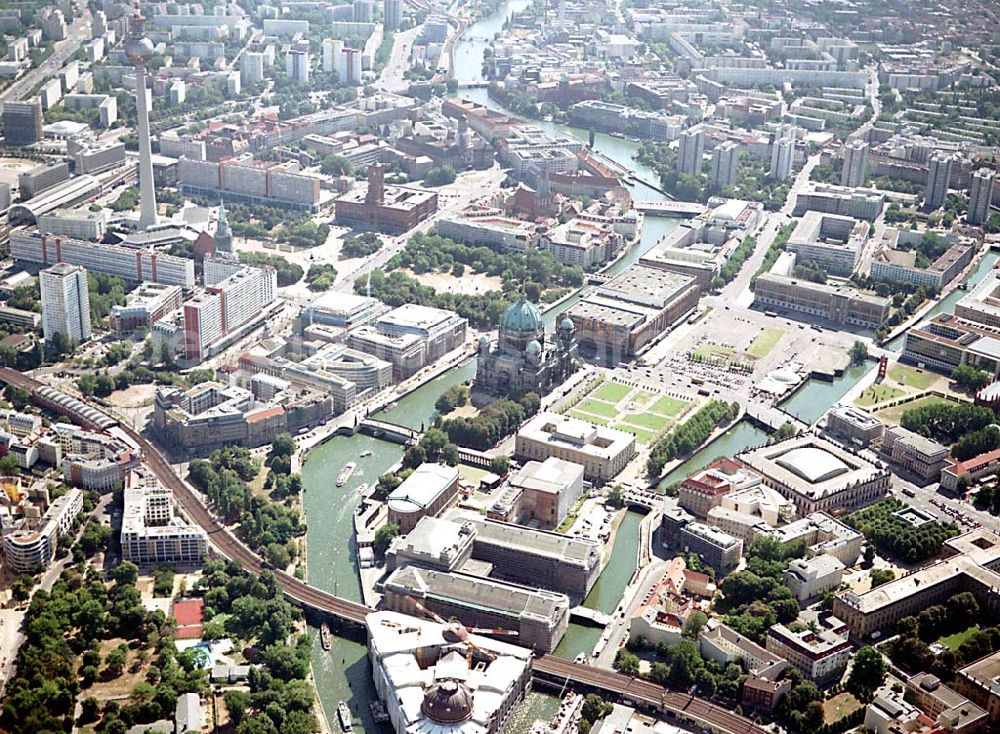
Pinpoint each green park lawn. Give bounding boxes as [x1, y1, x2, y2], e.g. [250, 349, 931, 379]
[854, 384, 905, 408]
[651, 396, 689, 417]
[822, 692, 863, 724]
[938, 626, 979, 651]
[570, 410, 609, 426]
[887, 364, 935, 390]
[620, 412, 671, 432]
[617, 425, 655, 444]
[577, 398, 620, 419]
[591, 381, 633, 403]
[746, 327, 784, 359]
[876, 395, 955, 426]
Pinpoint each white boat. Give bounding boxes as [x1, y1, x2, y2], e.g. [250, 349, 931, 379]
[360, 450, 373, 458]
[337, 462, 357, 487]
[337, 701, 353, 732]
[356, 483, 369, 495]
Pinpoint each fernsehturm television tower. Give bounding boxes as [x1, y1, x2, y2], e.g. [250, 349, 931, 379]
[125, 0, 157, 230]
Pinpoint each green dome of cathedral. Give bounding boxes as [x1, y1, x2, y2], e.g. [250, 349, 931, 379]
[501, 297, 542, 334]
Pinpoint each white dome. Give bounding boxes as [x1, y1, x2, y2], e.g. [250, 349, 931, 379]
[770, 369, 798, 384]
[776, 446, 850, 483]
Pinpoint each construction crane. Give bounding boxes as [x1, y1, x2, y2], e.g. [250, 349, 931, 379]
[404, 595, 518, 666]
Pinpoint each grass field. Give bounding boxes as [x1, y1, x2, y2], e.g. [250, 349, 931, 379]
[577, 398, 619, 419]
[630, 391, 656, 407]
[876, 394, 955, 425]
[938, 626, 979, 651]
[592, 381, 632, 403]
[747, 327, 784, 359]
[855, 384, 905, 408]
[822, 692, 862, 724]
[652, 395, 688, 417]
[888, 364, 936, 390]
[622, 427, 656, 444]
[620, 412, 671, 431]
[570, 410, 609, 426]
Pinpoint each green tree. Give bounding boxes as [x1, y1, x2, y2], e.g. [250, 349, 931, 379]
[682, 610, 708, 639]
[848, 646, 887, 698]
[374, 523, 399, 556]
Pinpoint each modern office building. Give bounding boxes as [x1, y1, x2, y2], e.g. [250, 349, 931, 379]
[40, 263, 91, 343]
[676, 126, 705, 176]
[924, 152, 953, 210]
[179, 158, 322, 212]
[2, 98, 44, 146]
[679, 522, 743, 573]
[121, 471, 208, 565]
[753, 268, 889, 329]
[283, 343, 392, 397]
[563, 265, 699, 364]
[793, 182, 885, 221]
[841, 140, 869, 188]
[968, 168, 995, 226]
[18, 161, 70, 199]
[387, 463, 461, 534]
[11, 230, 195, 286]
[375, 303, 467, 362]
[738, 435, 890, 516]
[37, 208, 106, 240]
[709, 140, 740, 190]
[515, 412, 636, 483]
[382, 565, 570, 653]
[367, 610, 532, 734]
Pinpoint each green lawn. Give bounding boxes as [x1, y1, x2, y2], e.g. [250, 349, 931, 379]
[591, 381, 633, 403]
[569, 410, 609, 426]
[854, 384, 905, 408]
[616, 425, 655, 444]
[938, 626, 979, 651]
[620, 412, 671, 431]
[876, 395, 955, 425]
[822, 692, 863, 724]
[888, 364, 935, 390]
[746, 327, 784, 359]
[630, 391, 656, 407]
[577, 398, 620, 419]
[651, 396, 689, 417]
[458, 463, 490, 484]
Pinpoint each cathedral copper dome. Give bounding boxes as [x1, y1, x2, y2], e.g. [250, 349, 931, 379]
[421, 680, 474, 724]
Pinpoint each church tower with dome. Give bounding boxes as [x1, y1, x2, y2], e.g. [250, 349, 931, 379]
[475, 295, 578, 397]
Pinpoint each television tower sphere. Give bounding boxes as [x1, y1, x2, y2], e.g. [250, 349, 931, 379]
[125, 34, 154, 65]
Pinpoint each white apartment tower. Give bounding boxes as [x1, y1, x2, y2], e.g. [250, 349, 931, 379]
[840, 140, 868, 188]
[769, 127, 796, 181]
[709, 141, 740, 190]
[924, 152, 953, 210]
[40, 263, 92, 342]
[322, 38, 343, 73]
[968, 168, 995, 226]
[676, 126, 705, 176]
[286, 49, 310, 83]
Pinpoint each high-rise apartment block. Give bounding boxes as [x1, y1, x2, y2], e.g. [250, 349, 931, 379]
[968, 168, 994, 225]
[769, 128, 796, 181]
[924, 152, 952, 210]
[676, 127, 705, 176]
[383, 0, 402, 31]
[285, 49, 309, 83]
[40, 263, 92, 343]
[709, 141, 740, 190]
[840, 140, 868, 188]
